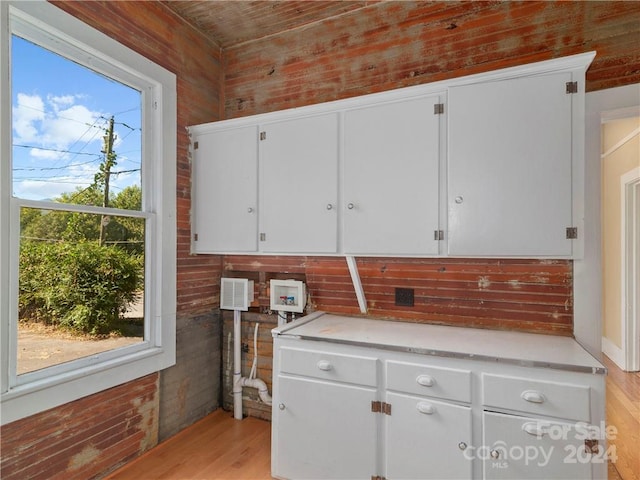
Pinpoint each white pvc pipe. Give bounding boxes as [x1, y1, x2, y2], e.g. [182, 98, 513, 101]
[233, 310, 243, 420]
[241, 377, 272, 405]
[249, 323, 259, 380]
[233, 312, 273, 420]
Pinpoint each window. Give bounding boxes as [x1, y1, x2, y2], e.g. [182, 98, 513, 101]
[1, 0, 176, 424]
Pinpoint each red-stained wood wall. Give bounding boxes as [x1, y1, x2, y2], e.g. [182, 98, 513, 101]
[2, 1, 640, 479]
[0, 375, 159, 480]
[223, 1, 640, 117]
[219, 0, 640, 335]
[223, 256, 573, 335]
[1, 2, 222, 479]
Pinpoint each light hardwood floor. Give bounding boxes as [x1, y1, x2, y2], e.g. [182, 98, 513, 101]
[604, 356, 640, 480]
[107, 357, 638, 480]
[105, 410, 272, 480]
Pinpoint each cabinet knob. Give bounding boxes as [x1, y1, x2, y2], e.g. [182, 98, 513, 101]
[317, 360, 332, 371]
[326, 204, 333, 210]
[490, 450, 500, 459]
[522, 422, 548, 437]
[458, 442, 468, 451]
[521, 390, 545, 404]
[416, 402, 436, 415]
[247, 207, 254, 213]
[347, 203, 355, 210]
[455, 195, 464, 204]
[278, 403, 286, 411]
[416, 375, 435, 387]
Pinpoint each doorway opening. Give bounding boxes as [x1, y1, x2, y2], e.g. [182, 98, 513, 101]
[601, 110, 640, 371]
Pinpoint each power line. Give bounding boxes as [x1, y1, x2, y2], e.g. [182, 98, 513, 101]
[13, 144, 102, 159]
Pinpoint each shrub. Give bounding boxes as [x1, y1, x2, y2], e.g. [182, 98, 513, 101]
[19, 241, 142, 335]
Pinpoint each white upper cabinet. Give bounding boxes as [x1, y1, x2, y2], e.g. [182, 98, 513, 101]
[448, 71, 578, 257]
[343, 96, 442, 255]
[191, 125, 258, 253]
[189, 52, 595, 258]
[259, 113, 339, 253]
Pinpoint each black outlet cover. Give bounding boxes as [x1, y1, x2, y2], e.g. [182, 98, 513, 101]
[395, 287, 414, 307]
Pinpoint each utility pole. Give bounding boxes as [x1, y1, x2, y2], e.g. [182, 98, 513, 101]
[99, 116, 115, 246]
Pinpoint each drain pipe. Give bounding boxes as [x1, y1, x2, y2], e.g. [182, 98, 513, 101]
[241, 377, 272, 405]
[233, 311, 273, 420]
[233, 309, 243, 420]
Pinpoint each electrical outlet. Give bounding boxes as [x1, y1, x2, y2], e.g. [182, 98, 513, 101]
[395, 287, 414, 307]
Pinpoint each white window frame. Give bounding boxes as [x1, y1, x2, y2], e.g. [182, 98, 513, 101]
[0, 0, 176, 425]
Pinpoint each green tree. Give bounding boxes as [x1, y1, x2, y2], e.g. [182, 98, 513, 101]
[19, 240, 142, 335]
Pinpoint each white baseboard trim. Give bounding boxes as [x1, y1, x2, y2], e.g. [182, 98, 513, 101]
[602, 336, 625, 369]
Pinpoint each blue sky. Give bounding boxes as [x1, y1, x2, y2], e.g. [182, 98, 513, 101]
[12, 35, 142, 201]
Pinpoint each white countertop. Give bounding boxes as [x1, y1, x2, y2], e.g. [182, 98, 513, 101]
[273, 312, 606, 374]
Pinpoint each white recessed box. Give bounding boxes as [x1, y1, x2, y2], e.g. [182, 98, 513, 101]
[220, 278, 254, 311]
[270, 279, 306, 313]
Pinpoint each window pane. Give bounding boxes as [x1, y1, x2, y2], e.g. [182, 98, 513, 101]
[18, 207, 145, 375]
[11, 35, 142, 207]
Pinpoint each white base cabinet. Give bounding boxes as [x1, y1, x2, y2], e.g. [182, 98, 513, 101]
[275, 376, 378, 480]
[271, 313, 607, 480]
[385, 392, 472, 480]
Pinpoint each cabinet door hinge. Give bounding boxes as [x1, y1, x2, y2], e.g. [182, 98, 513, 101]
[434, 103, 444, 115]
[434, 230, 444, 241]
[584, 439, 599, 454]
[566, 81, 578, 94]
[566, 227, 578, 239]
[193, 141, 199, 150]
[260, 131, 267, 141]
[193, 233, 198, 241]
[371, 401, 392, 415]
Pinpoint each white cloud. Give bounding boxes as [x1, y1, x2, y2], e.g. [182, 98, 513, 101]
[12, 92, 107, 200]
[13, 179, 92, 201]
[48, 94, 76, 111]
[13, 93, 45, 144]
[13, 92, 105, 151]
[29, 147, 65, 160]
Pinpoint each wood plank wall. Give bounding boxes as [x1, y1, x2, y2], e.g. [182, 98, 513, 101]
[223, 1, 640, 117]
[219, 0, 640, 339]
[0, 375, 159, 480]
[1, 3, 222, 479]
[3, 1, 639, 477]
[223, 256, 573, 335]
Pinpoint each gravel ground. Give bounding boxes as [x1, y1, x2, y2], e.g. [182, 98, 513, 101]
[17, 323, 142, 375]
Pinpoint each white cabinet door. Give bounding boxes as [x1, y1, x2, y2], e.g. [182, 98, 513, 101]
[448, 72, 574, 256]
[191, 126, 258, 253]
[343, 96, 441, 255]
[385, 392, 473, 479]
[483, 411, 594, 480]
[259, 113, 339, 253]
[273, 375, 378, 480]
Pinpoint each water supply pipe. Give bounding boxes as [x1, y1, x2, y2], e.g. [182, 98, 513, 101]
[233, 311, 272, 420]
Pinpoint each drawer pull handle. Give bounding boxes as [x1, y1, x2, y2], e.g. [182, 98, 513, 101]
[458, 442, 468, 451]
[521, 390, 545, 404]
[279, 403, 286, 411]
[317, 360, 332, 371]
[416, 375, 435, 387]
[490, 450, 500, 459]
[522, 422, 548, 437]
[416, 402, 436, 415]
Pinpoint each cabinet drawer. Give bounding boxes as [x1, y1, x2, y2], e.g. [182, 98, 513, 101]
[482, 373, 590, 422]
[482, 411, 593, 480]
[279, 347, 378, 387]
[386, 360, 471, 403]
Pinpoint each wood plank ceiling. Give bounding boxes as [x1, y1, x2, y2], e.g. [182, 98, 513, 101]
[163, 0, 377, 48]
